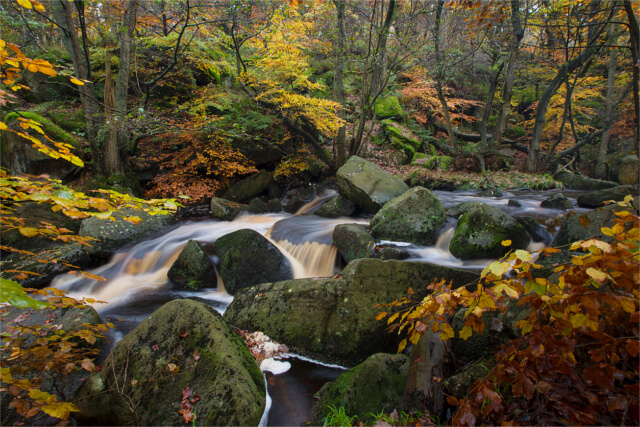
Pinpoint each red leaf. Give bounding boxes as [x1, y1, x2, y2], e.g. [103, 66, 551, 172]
[181, 387, 192, 401]
[179, 331, 188, 338]
[151, 344, 160, 351]
[193, 350, 200, 362]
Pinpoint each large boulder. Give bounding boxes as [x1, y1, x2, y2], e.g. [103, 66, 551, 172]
[553, 170, 618, 191]
[79, 208, 176, 260]
[576, 184, 638, 208]
[167, 240, 217, 290]
[1, 244, 91, 288]
[449, 203, 530, 260]
[316, 195, 356, 218]
[310, 353, 409, 425]
[73, 299, 265, 426]
[337, 156, 409, 214]
[224, 259, 479, 366]
[213, 229, 292, 295]
[333, 224, 375, 264]
[618, 155, 639, 185]
[1, 111, 81, 180]
[223, 170, 273, 203]
[370, 186, 447, 245]
[210, 197, 253, 221]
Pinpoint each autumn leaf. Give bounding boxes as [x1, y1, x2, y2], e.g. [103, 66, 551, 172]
[41, 401, 80, 420]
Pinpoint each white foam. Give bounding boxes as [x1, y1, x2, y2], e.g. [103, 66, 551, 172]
[260, 358, 292, 375]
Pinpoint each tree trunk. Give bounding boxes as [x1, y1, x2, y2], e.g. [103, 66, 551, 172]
[595, 23, 617, 179]
[623, 0, 639, 147]
[434, 0, 458, 155]
[490, 0, 524, 148]
[479, 51, 503, 147]
[404, 331, 445, 418]
[51, 0, 103, 171]
[333, 0, 347, 166]
[369, 1, 396, 98]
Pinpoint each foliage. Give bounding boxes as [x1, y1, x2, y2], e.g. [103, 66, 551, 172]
[273, 148, 317, 180]
[377, 197, 639, 425]
[0, 281, 111, 423]
[140, 131, 257, 202]
[323, 405, 359, 427]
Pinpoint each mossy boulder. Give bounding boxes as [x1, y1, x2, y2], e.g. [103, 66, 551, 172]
[381, 120, 421, 160]
[310, 353, 409, 425]
[375, 97, 404, 120]
[447, 202, 482, 219]
[213, 229, 292, 295]
[618, 155, 639, 185]
[337, 156, 409, 214]
[576, 184, 638, 208]
[375, 246, 411, 260]
[449, 203, 530, 260]
[282, 184, 324, 214]
[333, 224, 375, 263]
[516, 217, 552, 244]
[1, 244, 91, 288]
[1, 111, 81, 180]
[411, 154, 452, 171]
[224, 259, 479, 366]
[167, 240, 217, 290]
[223, 170, 273, 203]
[553, 171, 618, 191]
[444, 362, 493, 399]
[316, 195, 356, 218]
[540, 193, 573, 210]
[73, 299, 265, 426]
[210, 197, 252, 221]
[370, 187, 447, 246]
[79, 208, 176, 260]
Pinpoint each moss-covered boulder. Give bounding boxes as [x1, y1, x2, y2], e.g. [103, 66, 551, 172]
[618, 155, 639, 185]
[310, 353, 409, 425]
[576, 184, 638, 208]
[214, 229, 292, 295]
[370, 187, 447, 246]
[79, 208, 176, 260]
[337, 156, 409, 214]
[316, 195, 356, 218]
[553, 171, 618, 191]
[412, 154, 452, 171]
[449, 203, 530, 260]
[333, 224, 375, 263]
[516, 217, 552, 244]
[447, 202, 482, 219]
[73, 299, 265, 426]
[1, 111, 81, 180]
[224, 259, 479, 366]
[282, 184, 324, 213]
[540, 193, 573, 210]
[1, 244, 91, 288]
[375, 246, 411, 260]
[375, 97, 404, 120]
[223, 170, 273, 203]
[443, 362, 493, 399]
[210, 197, 251, 221]
[381, 120, 421, 160]
[167, 240, 216, 290]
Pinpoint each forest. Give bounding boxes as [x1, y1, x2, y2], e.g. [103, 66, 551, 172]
[0, 0, 639, 426]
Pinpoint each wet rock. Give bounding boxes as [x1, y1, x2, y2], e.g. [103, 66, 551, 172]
[370, 186, 447, 246]
[210, 197, 250, 221]
[576, 184, 638, 208]
[337, 156, 409, 214]
[618, 155, 639, 185]
[540, 193, 573, 210]
[507, 199, 522, 207]
[516, 217, 552, 244]
[310, 353, 409, 425]
[267, 198, 282, 212]
[1, 243, 91, 288]
[167, 240, 216, 290]
[282, 184, 323, 213]
[73, 299, 265, 426]
[214, 229, 292, 295]
[223, 170, 272, 203]
[553, 170, 618, 191]
[79, 208, 176, 260]
[478, 189, 503, 198]
[333, 224, 375, 263]
[449, 203, 530, 260]
[224, 259, 479, 366]
[247, 197, 269, 214]
[316, 195, 356, 218]
[375, 246, 411, 260]
[447, 201, 482, 219]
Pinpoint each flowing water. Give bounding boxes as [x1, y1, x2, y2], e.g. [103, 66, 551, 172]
[50, 188, 587, 425]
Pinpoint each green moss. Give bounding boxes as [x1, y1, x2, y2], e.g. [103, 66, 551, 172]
[3, 111, 78, 148]
[375, 97, 404, 120]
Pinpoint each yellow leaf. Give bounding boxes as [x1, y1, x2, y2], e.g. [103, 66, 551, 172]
[501, 240, 512, 246]
[387, 312, 399, 325]
[440, 322, 454, 340]
[70, 77, 84, 86]
[489, 261, 507, 276]
[619, 297, 635, 313]
[80, 359, 95, 372]
[586, 267, 608, 283]
[18, 227, 39, 237]
[459, 325, 473, 340]
[41, 401, 80, 420]
[31, 0, 45, 12]
[570, 313, 587, 328]
[28, 389, 56, 403]
[515, 250, 531, 261]
[16, 0, 32, 9]
[0, 122, 7, 130]
[374, 312, 387, 321]
[398, 338, 407, 353]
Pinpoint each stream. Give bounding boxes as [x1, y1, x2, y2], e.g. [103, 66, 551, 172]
[50, 188, 589, 425]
